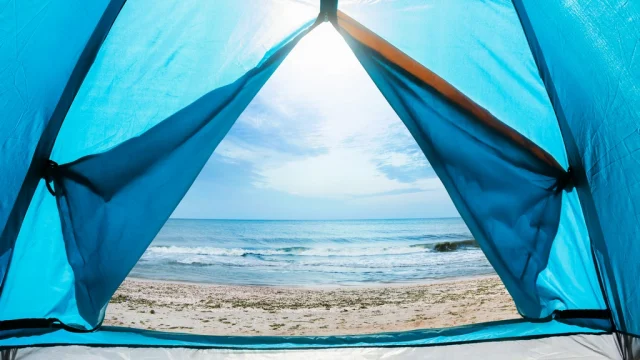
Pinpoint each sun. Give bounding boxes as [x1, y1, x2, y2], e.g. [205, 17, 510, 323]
[285, 22, 359, 75]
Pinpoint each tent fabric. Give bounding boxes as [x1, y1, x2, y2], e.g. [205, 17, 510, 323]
[511, 0, 640, 335]
[336, 13, 603, 319]
[0, 0, 638, 352]
[0, 0, 114, 295]
[7, 333, 625, 360]
[0, 0, 318, 329]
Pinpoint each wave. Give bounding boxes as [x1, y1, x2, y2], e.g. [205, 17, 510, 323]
[145, 239, 478, 259]
[147, 246, 316, 257]
[163, 250, 487, 268]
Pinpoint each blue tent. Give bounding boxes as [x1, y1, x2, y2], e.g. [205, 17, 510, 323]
[0, 0, 639, 358]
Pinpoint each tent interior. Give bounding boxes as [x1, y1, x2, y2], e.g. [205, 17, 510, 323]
[1, 0, 639, 359]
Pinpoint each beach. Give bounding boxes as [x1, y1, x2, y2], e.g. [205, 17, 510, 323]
[104, 276, 518, 336]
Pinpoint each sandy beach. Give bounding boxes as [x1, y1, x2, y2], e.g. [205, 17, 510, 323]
[104, 276, 518, 336]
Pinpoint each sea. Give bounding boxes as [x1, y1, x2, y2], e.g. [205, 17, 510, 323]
[130, 218, 495, 287]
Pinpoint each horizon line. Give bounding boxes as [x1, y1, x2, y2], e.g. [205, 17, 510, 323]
[168, 216, 463, 221]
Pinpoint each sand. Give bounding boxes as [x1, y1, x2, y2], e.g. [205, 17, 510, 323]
[104, 276, 519, 336]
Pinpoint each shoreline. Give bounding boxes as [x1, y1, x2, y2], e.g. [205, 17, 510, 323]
[105, 275, 518, 336]
[125, 273, 498, 290]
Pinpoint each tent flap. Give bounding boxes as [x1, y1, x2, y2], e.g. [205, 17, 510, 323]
[0, 0, 318, 328]
[337, 16, 592, 319]
[46, 22, 315, 329]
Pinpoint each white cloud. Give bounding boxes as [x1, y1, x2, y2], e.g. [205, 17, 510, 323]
[379, 152, 411, 167]
[215, 139, 291, 165]
[256, 148, 416, 197]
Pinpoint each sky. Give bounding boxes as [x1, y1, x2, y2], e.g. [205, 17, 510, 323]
[171, 23, 459, 220]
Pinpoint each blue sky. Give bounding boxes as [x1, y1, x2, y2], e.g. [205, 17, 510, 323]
[172, 24, 459, 220]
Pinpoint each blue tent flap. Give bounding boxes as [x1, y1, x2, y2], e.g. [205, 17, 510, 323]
[336, 14, 594, 319]
[46, 22, 315, 329]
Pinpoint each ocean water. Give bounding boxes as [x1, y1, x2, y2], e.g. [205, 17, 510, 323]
[130, 218, 495, 286]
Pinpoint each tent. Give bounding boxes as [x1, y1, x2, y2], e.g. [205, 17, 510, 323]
[0, 0, 639, 358]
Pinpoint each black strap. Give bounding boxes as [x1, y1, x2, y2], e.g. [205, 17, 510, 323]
[0, 318, 94, 333]
[554, 309, 611, 320]
[43, 160, 59, 196]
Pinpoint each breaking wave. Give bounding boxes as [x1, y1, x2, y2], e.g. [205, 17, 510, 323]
[145, 239, 479, 260]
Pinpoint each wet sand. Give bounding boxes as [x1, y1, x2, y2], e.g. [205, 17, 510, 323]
[104, 276, 518, 336]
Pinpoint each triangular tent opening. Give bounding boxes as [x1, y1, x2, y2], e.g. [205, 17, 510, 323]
[107, 23, 517, 336]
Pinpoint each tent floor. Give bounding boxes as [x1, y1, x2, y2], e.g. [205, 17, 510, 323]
[8, 333, 626, 359]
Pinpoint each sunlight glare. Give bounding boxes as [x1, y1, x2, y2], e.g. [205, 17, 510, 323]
[285, 23, 360, 76]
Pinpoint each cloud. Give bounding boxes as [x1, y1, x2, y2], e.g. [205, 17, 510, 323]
[255, 148, 418, 197]
[215, 139, 294, 165]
